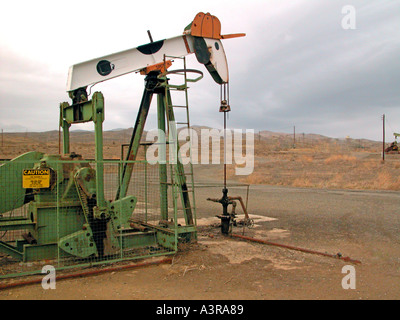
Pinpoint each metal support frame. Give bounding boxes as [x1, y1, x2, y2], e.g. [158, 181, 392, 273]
[115, 67, 198, 240]
[0, 64, 200, 274]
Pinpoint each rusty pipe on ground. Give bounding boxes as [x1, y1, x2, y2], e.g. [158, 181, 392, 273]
[231, 234, 361, 265]
[0, 257, 172, 291]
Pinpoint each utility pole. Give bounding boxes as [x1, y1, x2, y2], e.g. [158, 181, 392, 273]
[293, 125, 296, 149]
[382, 114, 385, 162]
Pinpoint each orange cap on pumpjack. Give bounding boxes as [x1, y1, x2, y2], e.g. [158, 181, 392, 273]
[184, 12, 246, 40]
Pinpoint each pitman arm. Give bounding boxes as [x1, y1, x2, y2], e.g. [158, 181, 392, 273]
[66, 12, 245, 93]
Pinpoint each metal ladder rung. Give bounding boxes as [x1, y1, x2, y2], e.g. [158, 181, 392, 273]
[161, 181, 192, 186]
[181, 189, 193, 193]
[176, 172, 193, 177]
[181, 206, 195, 211]
[172, 105, 188, 108]
[167, 86, 187, 91]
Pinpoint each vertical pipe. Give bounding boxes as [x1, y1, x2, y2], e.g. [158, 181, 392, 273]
[58, 126, 61, 154]
[62, 122, 70, 155]
[144, 145, 148, 223]
[93, 92, 106, 208]
[382, 114, 385, 162]
[56, 160, 61, 268]
[222, 83, 227, 190]
[157, 93, 168, 221]
[60, 102, 71, 155]
[224, 111, 227, 189]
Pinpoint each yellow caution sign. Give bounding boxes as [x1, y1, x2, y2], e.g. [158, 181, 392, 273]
[22, 169, 51, 189]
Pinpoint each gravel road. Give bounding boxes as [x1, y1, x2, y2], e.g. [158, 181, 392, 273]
[1, 164, 399, 300]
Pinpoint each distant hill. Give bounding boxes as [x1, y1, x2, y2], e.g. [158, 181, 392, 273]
[0, 126, 383, 160]
[2, 127, 382, 144]
[258, 130, 379, 143]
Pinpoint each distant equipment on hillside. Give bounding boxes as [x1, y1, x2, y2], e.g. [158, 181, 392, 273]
[385, 132, 400, 154]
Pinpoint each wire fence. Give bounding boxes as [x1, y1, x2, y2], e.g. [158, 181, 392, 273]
[0, 157, 195, 278]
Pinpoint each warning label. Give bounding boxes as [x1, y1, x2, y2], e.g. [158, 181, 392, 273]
[22, 169, 51, 189]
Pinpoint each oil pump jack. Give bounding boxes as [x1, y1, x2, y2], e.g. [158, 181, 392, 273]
[0, 12, 245, 263]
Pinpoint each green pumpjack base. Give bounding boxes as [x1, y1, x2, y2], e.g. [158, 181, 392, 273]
[0, 224, 196, 263]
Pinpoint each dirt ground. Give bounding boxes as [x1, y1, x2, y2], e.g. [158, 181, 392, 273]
[1, 163, 399, 300]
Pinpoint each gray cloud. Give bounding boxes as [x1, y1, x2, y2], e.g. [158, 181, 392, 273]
[223, 0, 400, 139]
[0, 1, 399, 142]
[0, 46, 66, 131]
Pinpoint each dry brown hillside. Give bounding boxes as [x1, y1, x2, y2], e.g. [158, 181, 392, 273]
[1, 128, 399, 191]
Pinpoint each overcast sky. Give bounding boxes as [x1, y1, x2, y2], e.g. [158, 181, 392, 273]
[0, 0, 399, 141]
